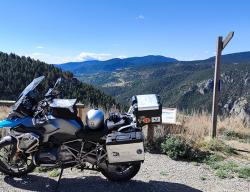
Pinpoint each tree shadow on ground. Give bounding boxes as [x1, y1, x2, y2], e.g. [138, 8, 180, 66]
[4, 174, 202, 192]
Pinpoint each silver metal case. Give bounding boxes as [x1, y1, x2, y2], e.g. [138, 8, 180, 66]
[132, 94, 162, 125]
[106, 132, 144, 164]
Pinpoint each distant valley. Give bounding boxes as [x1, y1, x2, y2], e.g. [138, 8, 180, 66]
[59, 52, 250, 115]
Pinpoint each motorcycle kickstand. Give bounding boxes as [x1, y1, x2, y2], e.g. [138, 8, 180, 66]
[55, 167, 64, 192]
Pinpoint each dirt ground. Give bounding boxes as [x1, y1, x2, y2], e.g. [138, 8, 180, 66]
[0, 153, 249, 192]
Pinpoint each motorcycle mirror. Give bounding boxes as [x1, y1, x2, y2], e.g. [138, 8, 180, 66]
[53, 78, 62, 88]
[45, 88, 53, 97]
[71, 77, 78, 84]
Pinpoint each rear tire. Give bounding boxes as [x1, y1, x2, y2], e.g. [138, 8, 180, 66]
[101, 163, 141, 182]
[0, 137, 36, 177]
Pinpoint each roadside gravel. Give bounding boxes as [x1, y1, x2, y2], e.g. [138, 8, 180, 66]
[0, 153, 249, 192]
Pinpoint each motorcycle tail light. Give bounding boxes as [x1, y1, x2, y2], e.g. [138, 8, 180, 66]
[143, 117, 151, 124]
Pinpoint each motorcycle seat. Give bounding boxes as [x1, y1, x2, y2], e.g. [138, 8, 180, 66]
[76, 125, 107, 142]
[105, 119, 126, 131]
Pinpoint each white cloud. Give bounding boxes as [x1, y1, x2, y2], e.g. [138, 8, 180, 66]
[29, 52, 49, 56]
[24, 51, 116, 64]
[136, 14, 145, 20]
[36, 46, 44, 49]
[75, 52, 112, 62]
[117, 55, 127, 59]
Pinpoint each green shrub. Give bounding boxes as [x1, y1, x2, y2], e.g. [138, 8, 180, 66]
[203, 154, 224, 167]
[199, 139, 235, 155]
[223, 130, 250, 143]
[160, 135, 210, 161]
[220, 161, 239, 172]
[159, 171, 168, 176]
[205, 159, 250, 179]
[160, 136, 250, 180]
[214, 162, 238, 179]
[215, 169, 230, 179]
[238, 167, 250, 179]
[145, 137, 165, 153]
[35, 167, 50, 173]
[35, 167, 61, 177]
[161, 135, 189, 160]
[48, 169, 60, 177]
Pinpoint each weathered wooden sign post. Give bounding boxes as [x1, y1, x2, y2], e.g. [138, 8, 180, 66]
[211, 31, 234, 138]
[147, 108, 177, 142]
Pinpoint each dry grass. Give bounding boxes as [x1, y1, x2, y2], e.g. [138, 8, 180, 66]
[152, 111, 250, 152]
[218, 115, 250, 137]
[0, 107, 10, 120]
[155, 112, 250, 164]
[0, 107, 10, 137]
[172, 111, 250, 141]
[176, 112, 250, 162]
[151, 111, 211, 141]
[180, 111, 211, 140]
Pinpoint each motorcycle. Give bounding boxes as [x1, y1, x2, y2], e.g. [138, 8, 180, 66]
[0, 76, 162, 188]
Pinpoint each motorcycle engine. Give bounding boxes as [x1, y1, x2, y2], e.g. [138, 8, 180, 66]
[17, 133, 39, 153]
[58, 145, 74, 161]
[36, 145, 74, 165]
[37, 148, 58, 164]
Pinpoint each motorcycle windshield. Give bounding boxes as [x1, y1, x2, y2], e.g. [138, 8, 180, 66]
[17, 76, 45, 100]
[13, 76, 45, 111]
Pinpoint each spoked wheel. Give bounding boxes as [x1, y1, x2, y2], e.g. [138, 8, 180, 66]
[0, 137, 35, 177]
[101, 163, 141, 182]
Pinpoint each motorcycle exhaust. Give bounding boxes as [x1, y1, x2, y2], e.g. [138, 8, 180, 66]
[85, 156, 115, 171]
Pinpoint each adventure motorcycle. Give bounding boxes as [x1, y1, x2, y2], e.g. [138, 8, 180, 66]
[0, 76, 162, 186]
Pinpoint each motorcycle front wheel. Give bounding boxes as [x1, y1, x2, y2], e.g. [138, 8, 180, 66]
[101, 163, 141, 182]
[0, 136, 36, 177]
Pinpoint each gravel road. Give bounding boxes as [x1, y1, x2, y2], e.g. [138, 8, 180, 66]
[0, 153, 249, 192]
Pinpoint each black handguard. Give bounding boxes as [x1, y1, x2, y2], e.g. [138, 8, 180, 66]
[109, 113, 121, 123]
[32, 100, 49, 127]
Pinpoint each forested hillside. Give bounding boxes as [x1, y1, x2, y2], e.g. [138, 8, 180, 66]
[73, 52, 250, 114]
[0, 52, 118, 110]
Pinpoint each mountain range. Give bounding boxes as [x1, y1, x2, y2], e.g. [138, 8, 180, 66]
[2, 50, 250, 116]
[58, 51, 250, 115]
[57, 55, 177, 74]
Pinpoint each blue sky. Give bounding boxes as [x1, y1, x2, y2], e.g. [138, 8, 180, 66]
[0, 0, 249, 64]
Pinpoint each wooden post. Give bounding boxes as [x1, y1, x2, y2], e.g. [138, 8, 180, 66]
[147, 124, 155, 143]
[211, 36, 223, 138]
[76, 103, 85, 120]
[0, 100, 15, 107]
[78, 108, 83, 119]
[211, 32, 234, 138]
